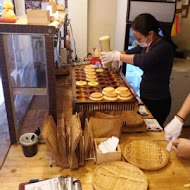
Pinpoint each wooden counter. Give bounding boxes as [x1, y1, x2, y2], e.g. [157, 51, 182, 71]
[1, 130, 190, 190]
[1, 67, 189, 189]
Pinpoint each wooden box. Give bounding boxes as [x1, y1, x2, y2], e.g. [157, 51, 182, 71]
[27, 9, 50, 25]
[94, 138, 121, 164]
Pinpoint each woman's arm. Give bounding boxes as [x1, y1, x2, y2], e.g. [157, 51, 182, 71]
[120, 54, 134, 65]
[120, 45, 142, 64]
[164, 93, 190, 142]
[101, 44, 168, 70]
[176, 93, 190, 122]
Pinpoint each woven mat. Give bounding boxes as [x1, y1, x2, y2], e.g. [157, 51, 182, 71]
[123, 140, 169, 171]
[92, 161, 148, 190]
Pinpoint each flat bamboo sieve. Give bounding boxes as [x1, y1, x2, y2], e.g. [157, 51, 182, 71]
[122, 140, 169, 171]
[92, 161, 148, 190]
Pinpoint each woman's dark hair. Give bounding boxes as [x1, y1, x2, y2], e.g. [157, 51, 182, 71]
[131, 13, 159, 36]
[131, 13, 177, 50]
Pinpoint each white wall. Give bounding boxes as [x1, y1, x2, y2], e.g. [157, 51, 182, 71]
[68, 0, 125, 59]
[88, 0, 118, 55]
[68, 0, 88, 60]
[173, 8, 190, 51]
[115, 0, 128, 51]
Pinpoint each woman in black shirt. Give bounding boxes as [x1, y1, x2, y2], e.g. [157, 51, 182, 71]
[101, 13, 175, 126]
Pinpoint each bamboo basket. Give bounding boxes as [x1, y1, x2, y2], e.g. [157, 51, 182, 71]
[122, 140, 169, 171]
[92, 161, 148, 190]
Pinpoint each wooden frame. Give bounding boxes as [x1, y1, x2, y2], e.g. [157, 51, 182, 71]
[12, 88, 47, 95]
[182, 5, 190, 17]
[0, 35, 17, 144]
[176, 0, 182, 14]
[45, 35, 57, 120]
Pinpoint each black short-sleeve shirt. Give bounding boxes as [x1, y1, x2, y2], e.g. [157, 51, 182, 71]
[125, 38, 174, 100]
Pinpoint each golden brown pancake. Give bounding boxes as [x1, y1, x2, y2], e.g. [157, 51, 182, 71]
[96, 68, 104, 72]
[85, 71, 96, 75]
[102, 87, 115, 95]
[104, 91, 118, 101]
[118, 90, 133, 100]
[86, 75, 96, 79]
[115, 86, 129, 94]
[88, 81, 99, 86]
[85, 65, 94, 69]
[90, 92, 104, 101]
[76, 81, 87, 86]
[84, 68, 95, 73]
[86, 77, 97, 82]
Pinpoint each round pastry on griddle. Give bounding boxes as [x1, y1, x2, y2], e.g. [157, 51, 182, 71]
[86, 74, 96, 79]
[85, 71, 96, 75]
[118, 90, 133, 100]
[96, 68, 104, 72]
[84, 68, 95, 73]
[102, 87, 115, 95]
[85, 65, 94, 69]
[86, 76, 97, 82]
[88, 81, 99, 86]
[90, 92, 104, 101]
[115, 86, 129, 94]
[76, 81, 87, 86]
[104, 91, 118, 101]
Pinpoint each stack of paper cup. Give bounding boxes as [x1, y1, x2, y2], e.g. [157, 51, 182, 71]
[99, 36, 112, 69]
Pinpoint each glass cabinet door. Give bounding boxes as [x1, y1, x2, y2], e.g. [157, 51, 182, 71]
[0, 75, 10, 168]
[3, 34, 48, 137]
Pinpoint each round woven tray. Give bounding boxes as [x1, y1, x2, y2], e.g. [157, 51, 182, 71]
[92, 161, 148, 190]
[123, 140, 169, 171]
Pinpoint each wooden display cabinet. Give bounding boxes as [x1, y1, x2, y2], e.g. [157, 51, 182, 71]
[0, 14, 67, 144]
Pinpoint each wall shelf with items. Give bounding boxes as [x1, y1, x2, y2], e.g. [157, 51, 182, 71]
[176, 0, 190, 18]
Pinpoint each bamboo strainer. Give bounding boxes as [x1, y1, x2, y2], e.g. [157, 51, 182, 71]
[92, 161, 148, 190]
[123, 140, 169, 171]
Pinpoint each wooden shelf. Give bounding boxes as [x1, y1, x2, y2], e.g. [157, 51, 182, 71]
[12, 88, 47, 96]
[0, 11, 67, 34]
